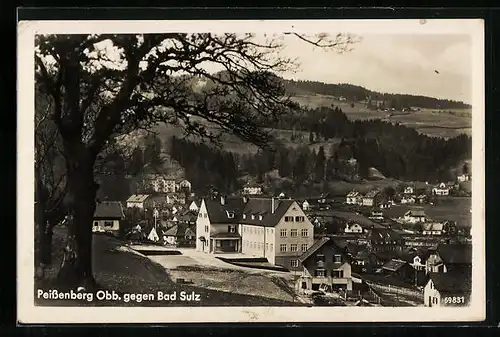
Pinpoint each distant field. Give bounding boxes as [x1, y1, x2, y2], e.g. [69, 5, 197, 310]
[292, 94, 472, 139]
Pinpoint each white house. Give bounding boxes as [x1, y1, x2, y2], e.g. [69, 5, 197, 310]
[432, 183, 450, 196]
[166, 193, 186, 205]
[346, 191, 361, 205]
[196, 196, 314, 269]
[177, 179, 192, 192]
[401, 195, 416, 204]
[409, 255, 426, 271]
[344, 223, 363, 234]
[243, 185, 263, 195]
[403, 210, 426, 224]
[424, 273, 471, 307]
[457, 174, 470, 182]
[403, 186, 414, 195]
[189, 201, 199, 212]
[302, 200, 310, 211]
[147, 226, 160, 242]
[422, 222, 444, 235]
[126, 194, 150, 209]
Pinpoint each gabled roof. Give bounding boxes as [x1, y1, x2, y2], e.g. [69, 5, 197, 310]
[94, 201, 124, 219]
[405, 209, 426, 217]
[241, 198, 295, 227]
[382, 259, 408, 272]
[422, 222, 444, 231]
[429, 272, 472, 292]
[126, 194, 150, 203]
[298, 237, 347, 263]
[163, 224, 196, 237]
[203, 197, 247, 224]
[437, 244, 472, 264]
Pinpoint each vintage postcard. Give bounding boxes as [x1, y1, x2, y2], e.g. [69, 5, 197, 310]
[17, 18, 485, 324]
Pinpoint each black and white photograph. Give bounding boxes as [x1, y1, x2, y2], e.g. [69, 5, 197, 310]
[18, 18, 485, 323]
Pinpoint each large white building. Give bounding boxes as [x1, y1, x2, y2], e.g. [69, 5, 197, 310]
[196, 196, 314, 269]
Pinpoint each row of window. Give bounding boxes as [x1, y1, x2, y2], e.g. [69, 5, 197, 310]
[316, 253, 342, 263]
[284, 216, 305, 222]
[280, 228, 309, 237]
[244, 241, 274, 251]
[280, 243, 309, 252]
[243, 226, 273, 235]
[198, 213, 208, 219]
[314, 269, 344, 278]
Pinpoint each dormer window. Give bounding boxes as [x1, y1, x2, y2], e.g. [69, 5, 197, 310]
[226, 210, 234, 219]
[258, 215, 263, 221]
[242, 214, 246, 219]
[251, 214, 255, 220]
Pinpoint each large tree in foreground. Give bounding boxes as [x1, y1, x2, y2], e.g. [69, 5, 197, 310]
[35, 32, 356, 288]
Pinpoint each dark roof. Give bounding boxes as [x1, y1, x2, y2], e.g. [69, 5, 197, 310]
[429, 272, 472, 292]
[203, 197, 296, 227]
[382, 259, 408, 272]
[94, 201, 124, 219]
[298, 237, 346, 263]
[437, 244, 472, 264]
[164, 224, 196, 237]
[204, 197, 246, 224]
[405, 209, 426, 217]
[369, 228, 402, 241]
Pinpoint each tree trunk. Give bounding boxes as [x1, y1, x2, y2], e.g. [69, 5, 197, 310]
[57, 152, 98, 290]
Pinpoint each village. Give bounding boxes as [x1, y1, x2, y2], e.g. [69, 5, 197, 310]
[89, 170, 473, 308]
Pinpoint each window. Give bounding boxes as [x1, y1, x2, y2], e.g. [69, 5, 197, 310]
[204, 213, 207, 218]
[301, 229, 309, 237]
[295, 216, 305, 222]
[198, 213, 202, 218]
[104, 221, 113, 227]
[315, 269, 326, 277]
[228, 225, 236, 233]
[266, 243, 269, 251]
[251, 214, 255, 220]
[242, 214, 246, 219]
[284, 216, 294, 222]
[433, 297, 438, 305]
[301, 244, 308, 252]
[316, 254, 325, 262]
[205, 225, 209, 232]
[290, 229, 298, 237]
[332, 270, 344, 278]
[280, 229, 287, 237]
[93, 222, 98, 227]
[280, 244, 287, 252]
[290, 244, 298, 252]
[334, 254, 342, 263]
[290, 259, 299, 268]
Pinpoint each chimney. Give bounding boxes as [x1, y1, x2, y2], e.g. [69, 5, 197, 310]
[220, 195, 225, 205]
[271, 197, 279, 214]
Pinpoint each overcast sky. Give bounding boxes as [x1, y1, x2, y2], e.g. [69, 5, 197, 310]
[277, 34, 472, 103]
[81, 32, 473, 104]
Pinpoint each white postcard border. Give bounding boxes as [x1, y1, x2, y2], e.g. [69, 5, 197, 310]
[17, 18, 486, 324]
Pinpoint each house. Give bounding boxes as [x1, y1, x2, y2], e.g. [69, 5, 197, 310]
[367, 228, 404, 253]
[92, 201, 125, 235]
[403, 210, 426, 224]
[301, 200, 310, 211]
[403, 186, 415, 195]
[144, 174, 177, 193]
[382, 259, 415, 283]
[126, 194, 150, 209]
[457, 174, 471, 183]
[362, 189, 381, 207]
[426, 244, 472, 274]
[432, 182, 450, 196]
[417, 194, 428, 204]
[379, 201, 392, 209]
[368, 211, 384, 221]
[344, 222, 364, 234]
[346, 191, 360, 205]
[422, 222, 444, 235]
[424, 272, 471, 307]
[178, 210, 198, 225]
[196, 196, 314, 269]
[242, 184, 263, 195]
[147, 226, 160, 242]
[166, 193, 186, 205]
[297, 237, 353, 293]
[177, 179, 192, 193]
[400, 195, 416, 204]
[163, 224, 196, 247]
[188, 201, 199, 212]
